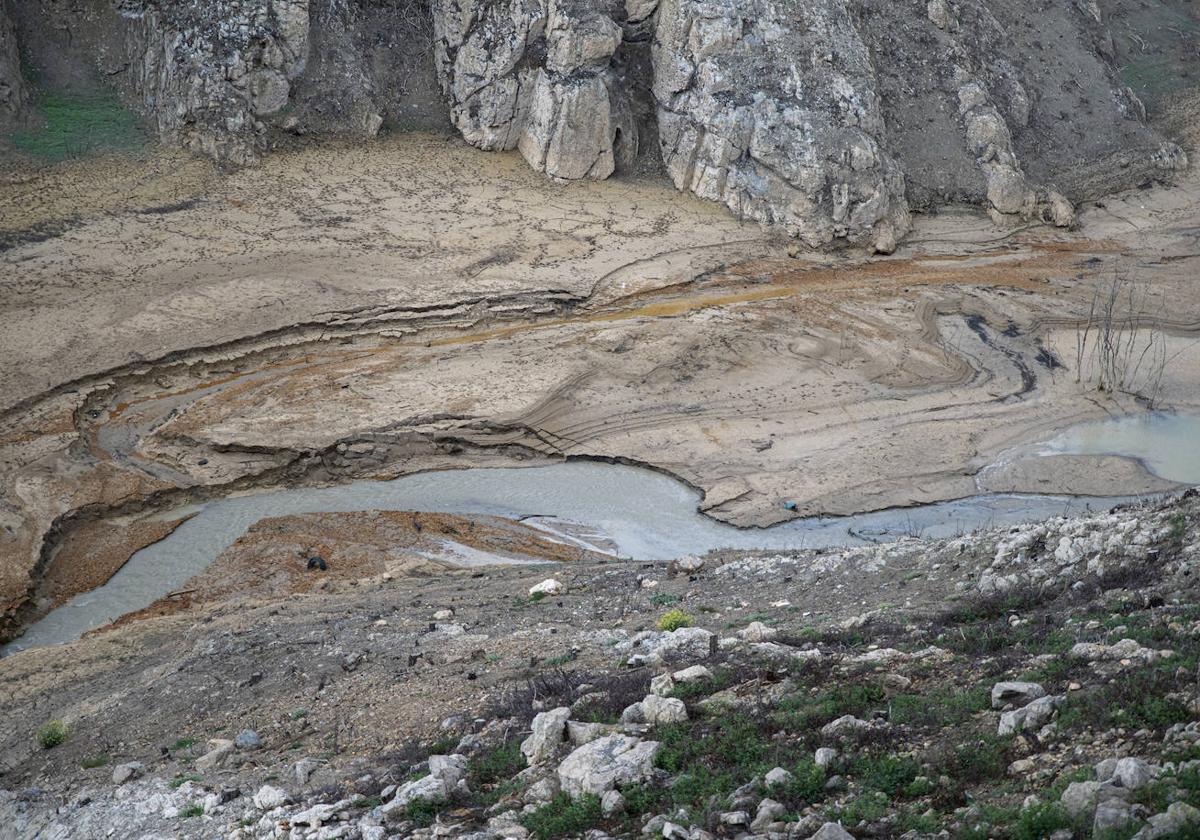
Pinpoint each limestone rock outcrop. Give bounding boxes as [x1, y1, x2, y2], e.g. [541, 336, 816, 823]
[653, 0, 911, 252]
[116, 0, 312, 164]
[432, 0, 636, 180]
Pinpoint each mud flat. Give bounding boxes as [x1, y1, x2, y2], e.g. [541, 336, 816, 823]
[3, 136, 1200, 647]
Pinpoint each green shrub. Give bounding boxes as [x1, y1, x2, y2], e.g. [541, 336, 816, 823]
[468, 734, 525, 801]
[771, 760, 827, 806]
[406, 798, 443, 827]
[80, 753, 110, 769]
[852, 753, 920, 795]
[178, 802, 204, 819]
[170, 773, 203, 789]
[657, 609, 694, 632]
[1012, 801, 1074, 840]
[37, 720, 68, 749]
[650, 593, 681, 606]
[521, 792, 602, 839]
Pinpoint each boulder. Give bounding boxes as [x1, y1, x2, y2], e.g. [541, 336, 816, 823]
[557, 735, 660, 797]
[990, 681, 1047, 709]
[641, 695, 688, 725]
[521, 707, 571, 765]
[998, 695, 1061, 736]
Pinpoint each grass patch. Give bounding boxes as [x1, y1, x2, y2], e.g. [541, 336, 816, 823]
[80, 753, 111, 769]
[851, 753, 920, 796]
[172, 737, 197, 751]
[521, 792, 602, 839]
[1057, 666, 1191, 733]
[650, 593, 681, 606]
[9, 91, 145, 161]
[773, 682, 886, 732]
[37, 720, 68, 749]
[178, 802, 204, 819]
[889, 685, 990, 728]
[170, 773, 203, 789]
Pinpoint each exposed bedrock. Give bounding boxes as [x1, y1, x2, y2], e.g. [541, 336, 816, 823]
[0, 0, 28, 128]
[4, 0, 1193, 245]
[432, 0, 1188, 250]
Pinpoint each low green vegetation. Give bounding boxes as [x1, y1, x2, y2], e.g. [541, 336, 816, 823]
[656, 609, 694, 631]
[37, 719, 68, 749]
[170, 773, 203, 789]
[521, 792, 602, 840]
[80, 753, 110, 769]
[9, 91, 145, 161]
[178, 802, 204, 819]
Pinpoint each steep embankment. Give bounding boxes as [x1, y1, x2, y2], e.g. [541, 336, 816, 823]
[1, 493, 1199, 839]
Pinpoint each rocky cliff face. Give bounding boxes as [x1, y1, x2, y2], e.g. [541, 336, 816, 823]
[4, 0, 1192, 247]
[431, 0, 1187, 250]
[115, 0, 313, 164]
[0, 0, 27, 128]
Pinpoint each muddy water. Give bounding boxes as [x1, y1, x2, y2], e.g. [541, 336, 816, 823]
[3, 462, 1143, 655]
[1040, 413, 1200, 484]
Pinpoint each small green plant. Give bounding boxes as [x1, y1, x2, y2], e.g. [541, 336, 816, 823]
[1012, 801, 1075, 840]
[178, 802, 204, 819]
[172, 737, 197, 750]
[37, 720, 68, 749]
[80, 753, 111, 769]
[170, 773, 203, 789]
[405, 798, 443, 827]
[656, 609, 694, 632]
[650, 592, 681, 606]
[521, 792, 603, 839]
[529, 590, 549, 603]
[852, 753, 920, 796]
[289, 709, 308, 721]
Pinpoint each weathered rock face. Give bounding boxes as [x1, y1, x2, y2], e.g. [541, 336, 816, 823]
[432, 0, 636, 180]
[116, 0, 312, 164]
[0, 0, 27, 128]
[428, 0, 1188, 249]
[653, 0, 911, 252]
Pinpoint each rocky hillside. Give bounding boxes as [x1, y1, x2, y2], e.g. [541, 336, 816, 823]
[3, 0, 1195, 248]
[2, 492, 1199, 839]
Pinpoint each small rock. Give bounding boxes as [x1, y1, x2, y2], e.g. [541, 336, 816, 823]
[809, 823, 856, 840]
[529, 579, 564, 597]
[253, 784, 290, 810]
[112, 762, 144, 785]
[751, 798, 786, 832]
[649, 673, 676, 696]
[521, 708, 571, 765]
[765, 767, 793, 788]
[601, 789, 626, 817]
[814, 748, 838, 769]
[234, 729, 261, 750]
